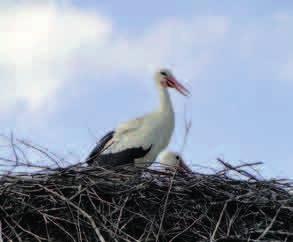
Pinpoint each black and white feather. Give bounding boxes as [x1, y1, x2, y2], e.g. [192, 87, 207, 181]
[86, 69, 189, 169]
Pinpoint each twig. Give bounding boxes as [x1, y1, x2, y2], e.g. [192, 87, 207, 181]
[155, 170, 176, 242]
[257, 206, 282, 240]
[0, 221, 3, 242]
[38, 185, 106, 242]
[181, 105, 192, 153]
[210, 201, 228, 242]
[0, 138, 292, 242]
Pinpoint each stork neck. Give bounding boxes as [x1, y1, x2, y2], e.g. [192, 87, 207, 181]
[158, 86, 174, 115]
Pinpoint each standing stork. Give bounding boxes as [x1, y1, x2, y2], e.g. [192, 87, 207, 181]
[86, 68, 190, 169]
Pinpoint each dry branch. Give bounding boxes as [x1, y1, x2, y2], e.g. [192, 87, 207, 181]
[0, 137, 292, 242]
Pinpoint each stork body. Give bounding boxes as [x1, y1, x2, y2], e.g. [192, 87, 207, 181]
[86, 69, 189, 168]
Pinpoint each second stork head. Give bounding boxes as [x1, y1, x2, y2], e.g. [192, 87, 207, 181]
[160, 151, 192, 173]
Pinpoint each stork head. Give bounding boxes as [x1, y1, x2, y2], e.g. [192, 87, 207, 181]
[159, 151, 192, 173]
[155, 68, 190, 96]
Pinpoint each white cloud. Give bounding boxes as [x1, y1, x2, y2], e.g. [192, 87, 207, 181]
[80, 16, 229, 81]
[0, 2, 233, 115]
[0, 1, 228, 112]
[0, 3, 111, 112]
[1, 1, 293, 116]
[0, 2, 229, 113]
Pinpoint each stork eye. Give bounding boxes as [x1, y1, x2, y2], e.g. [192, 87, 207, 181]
[175, 155, 180, 160]
[160, 71, 168, 76]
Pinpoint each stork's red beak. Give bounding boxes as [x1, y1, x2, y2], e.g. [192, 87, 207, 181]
[166, 77, 190, 96]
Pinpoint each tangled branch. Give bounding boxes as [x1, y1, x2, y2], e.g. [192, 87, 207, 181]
[0, 136, 292, 241]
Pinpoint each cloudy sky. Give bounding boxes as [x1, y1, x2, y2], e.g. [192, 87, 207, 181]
[0, 0, 293, 178]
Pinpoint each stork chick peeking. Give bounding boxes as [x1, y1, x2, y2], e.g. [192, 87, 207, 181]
[159, 151, 192, 174]
[86, 69, 190, 169]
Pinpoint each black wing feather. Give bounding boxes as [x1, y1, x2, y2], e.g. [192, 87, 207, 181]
[86, 129, 153, 168]
[86, 130, 115, 165]
[94, 145, 152, 168]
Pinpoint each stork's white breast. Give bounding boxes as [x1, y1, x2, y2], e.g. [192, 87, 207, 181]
[134, 112, 174, 167]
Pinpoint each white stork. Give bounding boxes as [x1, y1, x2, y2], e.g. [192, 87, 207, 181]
[159, 151, 192, 173]
[86, 68, 190, 168]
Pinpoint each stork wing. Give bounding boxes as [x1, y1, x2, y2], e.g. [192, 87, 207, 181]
[86, 130, 115, 165]
[115, 117, 144, 136]
[105, 116, 147, 153]
[86, 116, 154, 167]
[86, 117, 145, 163]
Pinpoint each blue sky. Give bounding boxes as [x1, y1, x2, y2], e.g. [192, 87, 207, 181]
[0, 0, 293, 178]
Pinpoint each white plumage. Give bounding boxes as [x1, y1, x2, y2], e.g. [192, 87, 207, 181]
[86, 68, 190, 168]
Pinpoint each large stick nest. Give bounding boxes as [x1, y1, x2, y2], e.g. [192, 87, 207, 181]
[0, 138, 292, 242]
